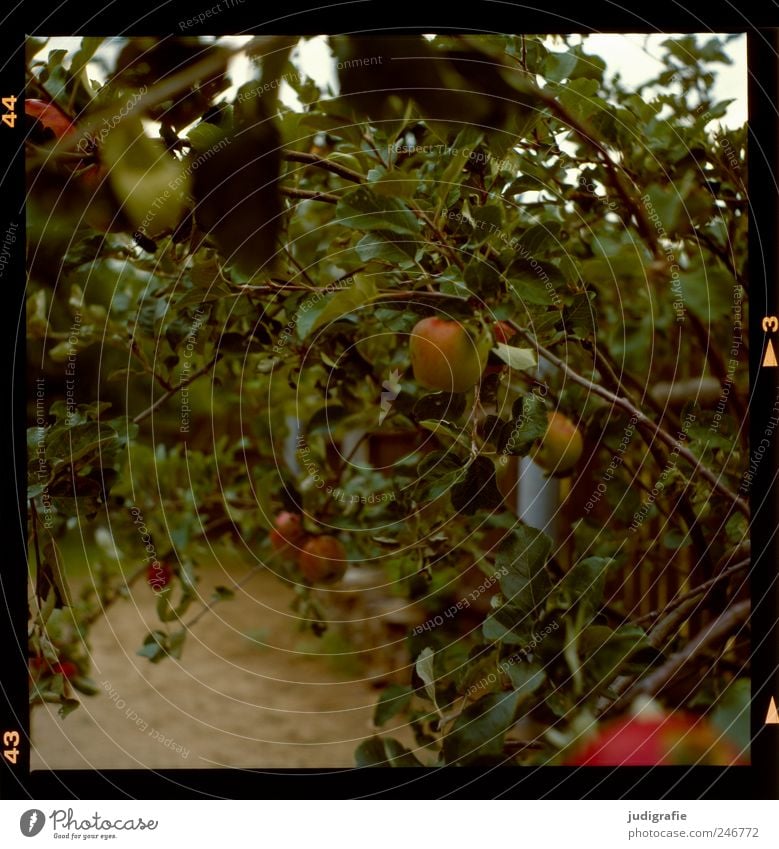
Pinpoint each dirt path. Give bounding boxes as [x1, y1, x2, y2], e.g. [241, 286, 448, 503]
[31, 563, 406, 770]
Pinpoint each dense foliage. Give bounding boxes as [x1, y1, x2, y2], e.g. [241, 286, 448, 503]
[26, 33, 749, 765]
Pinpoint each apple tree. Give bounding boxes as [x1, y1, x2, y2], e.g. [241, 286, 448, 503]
[26, 33, 749, 764]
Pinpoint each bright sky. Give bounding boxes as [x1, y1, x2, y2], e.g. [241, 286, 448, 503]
[43, 33, 748, 129]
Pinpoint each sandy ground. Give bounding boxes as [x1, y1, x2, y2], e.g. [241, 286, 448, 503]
[31, 563, 410, 771]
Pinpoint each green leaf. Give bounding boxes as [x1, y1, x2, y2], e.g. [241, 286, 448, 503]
[39, 540, 71, 608]
[483, 607, 532, 645]
[71, 676, 100, 696]
[186, 121, 228, 153]
[500, 394, 548, 456]
[470, 205, 503, 244]
[306, 404, 347, 436]
[508, 272, 559, 306]
[156, 590, 177, 623]
[58, 698, 81, 719]
[167, 629, 187, 661]
[336, 186, 420, 235]
[556, 77, 601, 123]
[355, 231, 417, 264]
[545, 51, 579, 83]
[68, 37, 103, 81]
[137, 630, 167, 663]
[373, 684, 413, 726]
[294, 296, 330, 340]
[645, 183, 684, 234]
[354, 736, 423, 767]
[492, 343, 536, 371]
[495, 524, 552, 618]
[463, 258, 502, 296]
[582, 624, 650, 689]
[549, 556, 612, 621]
[438, 128, 482, 192]
[515, 221, 562, 255]
[414, 450, 464, 501]
[211, 586, 235, 603]
[354, 736, 387, 767]
[415, 647, 437, 705]
[309, 275, 378, 334]
[412, 392, 467, 422]
[564, 291, 597, 338]
[443, 690, 521, 764]
[450, 456, 505, 515]
[505, 662, 546, 697]
[381, 736, 424, 767]
[677, 266, 734, 321]
[101, 116, 189, 237]
[437, 267, 471, 297]
[26, 37, 48, 64]
[136, 642, 165, 662]
[711, 678, 750, 754]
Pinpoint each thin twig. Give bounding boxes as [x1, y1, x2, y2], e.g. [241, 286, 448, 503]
[130, 339, 173, 392]
[281, 186, 339, 204]
[133, 355, 218, 425]
[81, 562, 149, 627]
[512, 324, 750, 517]
[335, 432, 371, 478]
[528, 83, 662, 259]
[578, 335, 715, 578]
[371, 289, 469, 303]
[635, 559, 750, 626]
[691, 227, 745, 289]
[577, 336, 680, 431]
[183, 551, 283, 630]
[611, 599, 750, 709]
[282, 150, 364, 183]
[276, 242, 320, 290]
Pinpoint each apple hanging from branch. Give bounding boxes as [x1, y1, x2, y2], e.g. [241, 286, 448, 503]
[409, 317, 492, 393]
[269, 511, 306, 557]
[531, 411, 584, 476]
[298, 535, 348, 584]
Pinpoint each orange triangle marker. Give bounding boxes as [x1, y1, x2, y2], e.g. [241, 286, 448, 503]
[763, 339, 778, 367]
[765, 696, 779, 724]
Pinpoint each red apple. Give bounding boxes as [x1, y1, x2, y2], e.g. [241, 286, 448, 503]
[410, 317, 491, 394]
[269, 511, 305, 556]
[565, 713, 744, 766]
[298, 535, 347, 584]
[30, 656, 77, 680]
[51, 661, 78, 680]
[485, 320, 518, 376]
[532, 411, 583, 476]
[147, 561, 173, 590]
[25, 99, 76, 141]
[493, 321, 517, 344]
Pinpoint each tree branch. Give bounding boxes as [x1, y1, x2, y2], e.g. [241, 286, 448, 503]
[512, 324, 750, 517]
[283, 150, 364, 183]
[280, 186, 339, 204]
[37, 37, 274, 155]
[686, 308, 747, 427]
[611, 599, 750, 709]
[184, 548, 287, 631]
[529, 83, 662, 259]
[133, 355, 218, 425]
[635, 558, 750, 627]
